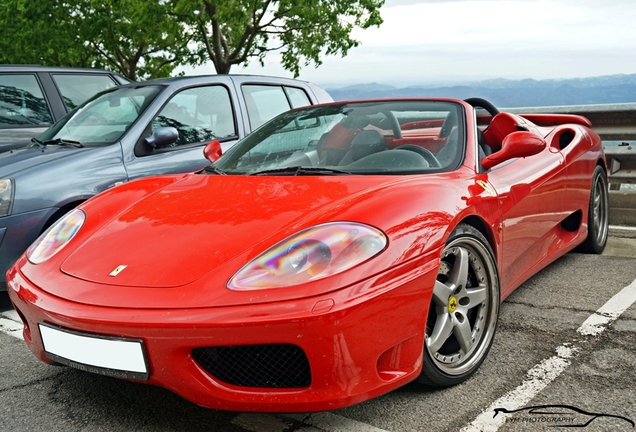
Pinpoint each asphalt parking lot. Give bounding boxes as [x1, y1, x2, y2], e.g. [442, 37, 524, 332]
[1, 228, 636, 432]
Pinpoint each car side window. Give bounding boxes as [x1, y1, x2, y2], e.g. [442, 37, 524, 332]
[285, 86, 311, 108]
[0, 74, 53, 127]
[52, 74, 119, 110]
[152, 85, 236, 150]
[242, 85, 298, 130]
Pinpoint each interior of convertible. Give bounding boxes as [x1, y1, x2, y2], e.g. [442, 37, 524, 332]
[215, 100, 467, 175]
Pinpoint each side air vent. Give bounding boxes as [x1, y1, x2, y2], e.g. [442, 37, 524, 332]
[561, 210, 582, 232]
[558, 129, 575, 150]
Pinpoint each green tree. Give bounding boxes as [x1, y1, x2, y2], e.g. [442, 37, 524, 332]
[0, 0, 198, 80]
[75, 0, 198, 80]
[175, 0, 384, 76]
[1, 0, 384, 79]
[0, 0, 92, 67]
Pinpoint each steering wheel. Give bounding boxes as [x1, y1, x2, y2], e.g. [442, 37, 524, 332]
[464, 98, 500, 117]
[384, 110, 402, 139]
[395, 144, 441, 168]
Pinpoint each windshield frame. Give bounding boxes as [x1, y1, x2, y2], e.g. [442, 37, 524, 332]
[214, 100, 466, 176]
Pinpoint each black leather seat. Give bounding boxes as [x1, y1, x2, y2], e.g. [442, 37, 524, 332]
[339, 129, 386, 165]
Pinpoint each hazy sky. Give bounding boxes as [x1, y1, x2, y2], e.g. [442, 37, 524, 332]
[187, 0, 636, 86]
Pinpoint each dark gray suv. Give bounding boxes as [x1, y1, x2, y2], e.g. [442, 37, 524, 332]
[0, 65, 130, 152]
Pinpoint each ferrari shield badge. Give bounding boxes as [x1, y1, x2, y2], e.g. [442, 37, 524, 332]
[476, 180, 496, 197]
[109, 265, 128, 277]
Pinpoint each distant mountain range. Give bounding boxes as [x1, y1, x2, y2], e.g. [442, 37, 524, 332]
[323, 74, 636, 107]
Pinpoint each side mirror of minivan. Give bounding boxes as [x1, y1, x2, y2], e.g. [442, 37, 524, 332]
[144, 127, 178, 148]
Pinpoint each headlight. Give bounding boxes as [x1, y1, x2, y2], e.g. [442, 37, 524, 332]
[26, 209, 85, 264]
[228, 222, 387, 290]
[0, 178, 14, 217]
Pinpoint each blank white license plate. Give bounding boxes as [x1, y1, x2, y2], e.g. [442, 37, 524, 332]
[39, 323, 148, 380]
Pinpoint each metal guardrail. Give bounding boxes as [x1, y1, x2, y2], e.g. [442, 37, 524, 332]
[509, 103, 636, 141]
[604, 145, 636, 186]
[603, 144, 636, 226]
[509, 104, 636, 226]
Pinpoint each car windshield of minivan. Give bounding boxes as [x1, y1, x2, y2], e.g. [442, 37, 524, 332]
[34, 86, 162, 146]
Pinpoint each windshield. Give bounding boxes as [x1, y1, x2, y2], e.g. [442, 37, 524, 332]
[214, 100, 464, 175]
[36, 85, 162, 145]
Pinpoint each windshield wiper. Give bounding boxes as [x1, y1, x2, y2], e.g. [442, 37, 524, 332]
[41, 138, 84, 148]
[249, 166, 352, 176]
[30, 137, 45, 147]
[202, 165, 226, 175]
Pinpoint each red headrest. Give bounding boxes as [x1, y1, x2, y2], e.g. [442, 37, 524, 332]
[483, 112, 522, 149]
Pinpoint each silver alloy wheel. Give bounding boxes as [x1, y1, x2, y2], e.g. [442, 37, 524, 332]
[591, 171, 609, 247]
[578, 167, 609, 254]
[425, 233, 499, 377]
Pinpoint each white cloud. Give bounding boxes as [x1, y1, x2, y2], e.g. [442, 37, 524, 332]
[187, 0, 636, 86]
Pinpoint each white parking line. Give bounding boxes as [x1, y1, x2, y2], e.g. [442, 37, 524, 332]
[0, 309, 24, 340]
[2, 308, 20, 322]
[461, 277, 636, 432]
[610, 225, 636, 232]
[579, 278, 636, 335]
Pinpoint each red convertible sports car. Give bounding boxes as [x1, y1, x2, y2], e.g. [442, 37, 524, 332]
[7, 98, 608, 412]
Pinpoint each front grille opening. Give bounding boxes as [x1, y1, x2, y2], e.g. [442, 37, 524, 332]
[192, 344, 311, 388]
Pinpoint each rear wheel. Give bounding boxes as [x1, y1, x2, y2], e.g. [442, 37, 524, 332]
[578, 166, 609, 254]
[417, 224, 499, 387]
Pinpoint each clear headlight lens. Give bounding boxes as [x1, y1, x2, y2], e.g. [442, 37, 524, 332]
[228, 222, 387, 290]
[26, 209, 85, 264]
[0, 178, 14, 217]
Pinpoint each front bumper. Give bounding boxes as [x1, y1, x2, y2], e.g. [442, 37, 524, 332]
[7, 257, 438, 412]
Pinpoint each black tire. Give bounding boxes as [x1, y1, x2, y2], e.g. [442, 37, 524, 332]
[578, 166, 609, 254]
[417, 224, 500, 387]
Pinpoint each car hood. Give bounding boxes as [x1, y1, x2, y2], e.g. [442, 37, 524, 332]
[0, 146, 85, 177]
[60, 174, 397, 289]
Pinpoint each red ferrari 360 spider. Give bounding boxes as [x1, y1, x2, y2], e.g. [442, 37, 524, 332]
[7, 98, 608, 412]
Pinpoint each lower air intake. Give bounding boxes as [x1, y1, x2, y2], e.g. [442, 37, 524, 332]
[192, 344, 311, 388]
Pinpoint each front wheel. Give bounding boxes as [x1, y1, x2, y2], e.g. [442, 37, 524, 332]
[578, 166, 609, 254]
[417, 224, 500, 387]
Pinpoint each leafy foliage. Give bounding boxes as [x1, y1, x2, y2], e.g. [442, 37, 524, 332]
[176, 0, 384, 76]
[0, 0, 92, 67]
[0, 0, 197, 80]
[74, 0, 197, 80]
[0, 0, 384, 79]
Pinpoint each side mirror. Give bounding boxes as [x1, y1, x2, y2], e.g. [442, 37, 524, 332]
[144, 127, 178, 148]
[481, 131, 546, 170]
[203, 140, 222, 162]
